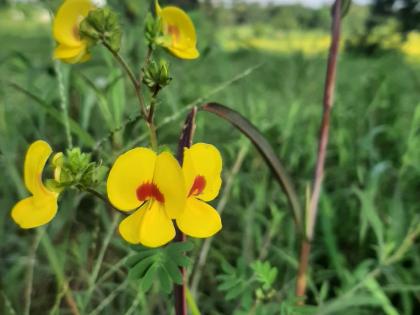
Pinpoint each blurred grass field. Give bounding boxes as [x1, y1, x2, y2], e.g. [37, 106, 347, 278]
[1, 2, 420, 315]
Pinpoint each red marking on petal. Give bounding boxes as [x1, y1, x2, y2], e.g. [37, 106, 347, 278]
[167, 24, 180, 43]
[136, 183, 165, 203]
[189, 176, 206, 197]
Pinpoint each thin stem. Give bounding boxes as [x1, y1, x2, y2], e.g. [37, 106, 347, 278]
[54, 60, 73, 148]
[24, 228, 44, 315]
[103, 43, 159, 150]
[41, 236, 81, 315]
[102, 42, 148, 120]
[295, 0, 342, 300]
[82, 213, 120, 311]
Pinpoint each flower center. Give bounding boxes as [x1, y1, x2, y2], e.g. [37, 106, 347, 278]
[189, 176, 206, 197]
[167, 24, 180, 44]
[136, 183, 165, 203]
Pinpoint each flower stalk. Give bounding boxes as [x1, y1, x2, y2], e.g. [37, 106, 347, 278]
[174, 107, 198, 315]
[295, 0, 342, 300]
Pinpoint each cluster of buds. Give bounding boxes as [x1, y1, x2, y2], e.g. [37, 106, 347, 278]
[142, 59, 172, 94]
[47, 148, 107, 193]
[79, 7, 122, 52]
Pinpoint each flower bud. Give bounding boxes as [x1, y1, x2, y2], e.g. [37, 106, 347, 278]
[142, 59, 172, 94]
[79, 7, 122, 52]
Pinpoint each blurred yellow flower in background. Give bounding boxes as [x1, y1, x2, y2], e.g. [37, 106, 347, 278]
[11, 141, 61, 229]
[155, 0, 199, 60]
[53, 0, 94, 63]
[177, 143, 222, 238]
[107, 148, 186, 248]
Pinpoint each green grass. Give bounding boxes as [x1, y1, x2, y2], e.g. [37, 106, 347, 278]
[1, 4, 420, 315]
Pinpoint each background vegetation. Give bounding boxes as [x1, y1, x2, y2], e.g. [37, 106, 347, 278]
[0, 0, 419, 314]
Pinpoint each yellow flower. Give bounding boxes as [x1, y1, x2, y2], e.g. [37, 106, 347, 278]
[107, 148, 186, 248]
[155, 0, 199, 60]
[53, 0, 94, 64]
[176, 143, 222, 238]
[11, 141, 60, 229]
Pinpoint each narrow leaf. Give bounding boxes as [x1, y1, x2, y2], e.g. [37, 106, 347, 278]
[201, 102, 302, 231]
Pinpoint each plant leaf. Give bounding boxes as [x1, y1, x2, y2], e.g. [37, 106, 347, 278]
[201, 102, 302, 231]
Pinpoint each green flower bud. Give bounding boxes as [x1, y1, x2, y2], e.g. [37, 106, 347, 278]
[144, 12, 163, 47]
[79, 7, 122, 52]
[142, 59, 172, 94]
[52, 148, 107, 191]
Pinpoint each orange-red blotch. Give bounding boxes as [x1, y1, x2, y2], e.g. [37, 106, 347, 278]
[189, 176, 206, 197]
[136, 183, 165, 203]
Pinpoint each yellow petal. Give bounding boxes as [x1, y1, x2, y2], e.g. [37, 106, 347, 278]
[24, 140, 54, 197]
[52, 152, 63, 182]
[139, 201, 175, 247]
[176, 197, 222, 238]
[54, 43, 85, 59]
[61, 51, 91, 64]
[11, 195, 58, 229]
[107, 148, 156, 211]
[118, 205, 146, 244]
[158, 5, 199, 59]
[154, 151, 186, 219]
[183, 143, 222, 201]
[53, 0, 93, 47]
[168, 46, 199, 60]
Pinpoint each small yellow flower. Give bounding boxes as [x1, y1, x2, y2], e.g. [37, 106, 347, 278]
[176, 143, 222, 238]
[53, 0, 94, 64]
[11, 141, 61, 229]
[155, 0, 199, 60]
[107, 148, 186, 248]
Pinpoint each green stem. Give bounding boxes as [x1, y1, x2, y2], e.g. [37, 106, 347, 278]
[102, 42, 148, 120]
[41, 235, 80, 315]
[186, 287, 202, 315]
[54, 61, 73, 148]
[103, 43, 159, 150]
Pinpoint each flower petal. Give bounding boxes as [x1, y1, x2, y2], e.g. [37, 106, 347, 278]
[139, 201, 175, 247]
[168, 46, 199, 60]
[183, 143, 222, 201]
[11, 195, 58, 229]
[158, 5, 199, 59]
[24, 140, 54, 197]
[53, 0, 93, 47]
[176, 197, 222, 238]
[153, 151, 186, 219]
[54, 43, 85, 59]
[107, 148, 156, 211]
[118, 205, 146, 244]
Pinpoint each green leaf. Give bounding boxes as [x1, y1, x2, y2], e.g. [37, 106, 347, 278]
[127, 241, 193, 295]
[163, 260, 183, 285]
[157, 268, 172, 294]
[128, 256, 155, 280]
[201, 102, 302, 232]
[141, 264, 158, 292]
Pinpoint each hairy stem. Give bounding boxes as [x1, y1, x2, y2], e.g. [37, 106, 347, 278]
[295, 0, 342, 300]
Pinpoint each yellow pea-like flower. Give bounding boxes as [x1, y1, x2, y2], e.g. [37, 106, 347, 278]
[155, 0, 199, 60]
[107, 148, 186, 248]
[11, 141, 61, 229]
[53, 0, 94, 64]
[176, 143, 222, 238]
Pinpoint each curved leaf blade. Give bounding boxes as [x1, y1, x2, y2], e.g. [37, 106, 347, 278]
[201, 102, 302, 231]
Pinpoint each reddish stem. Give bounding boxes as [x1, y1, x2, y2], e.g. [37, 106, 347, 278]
[174, 107, 197, 315]
[295, 0, 342, 301]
